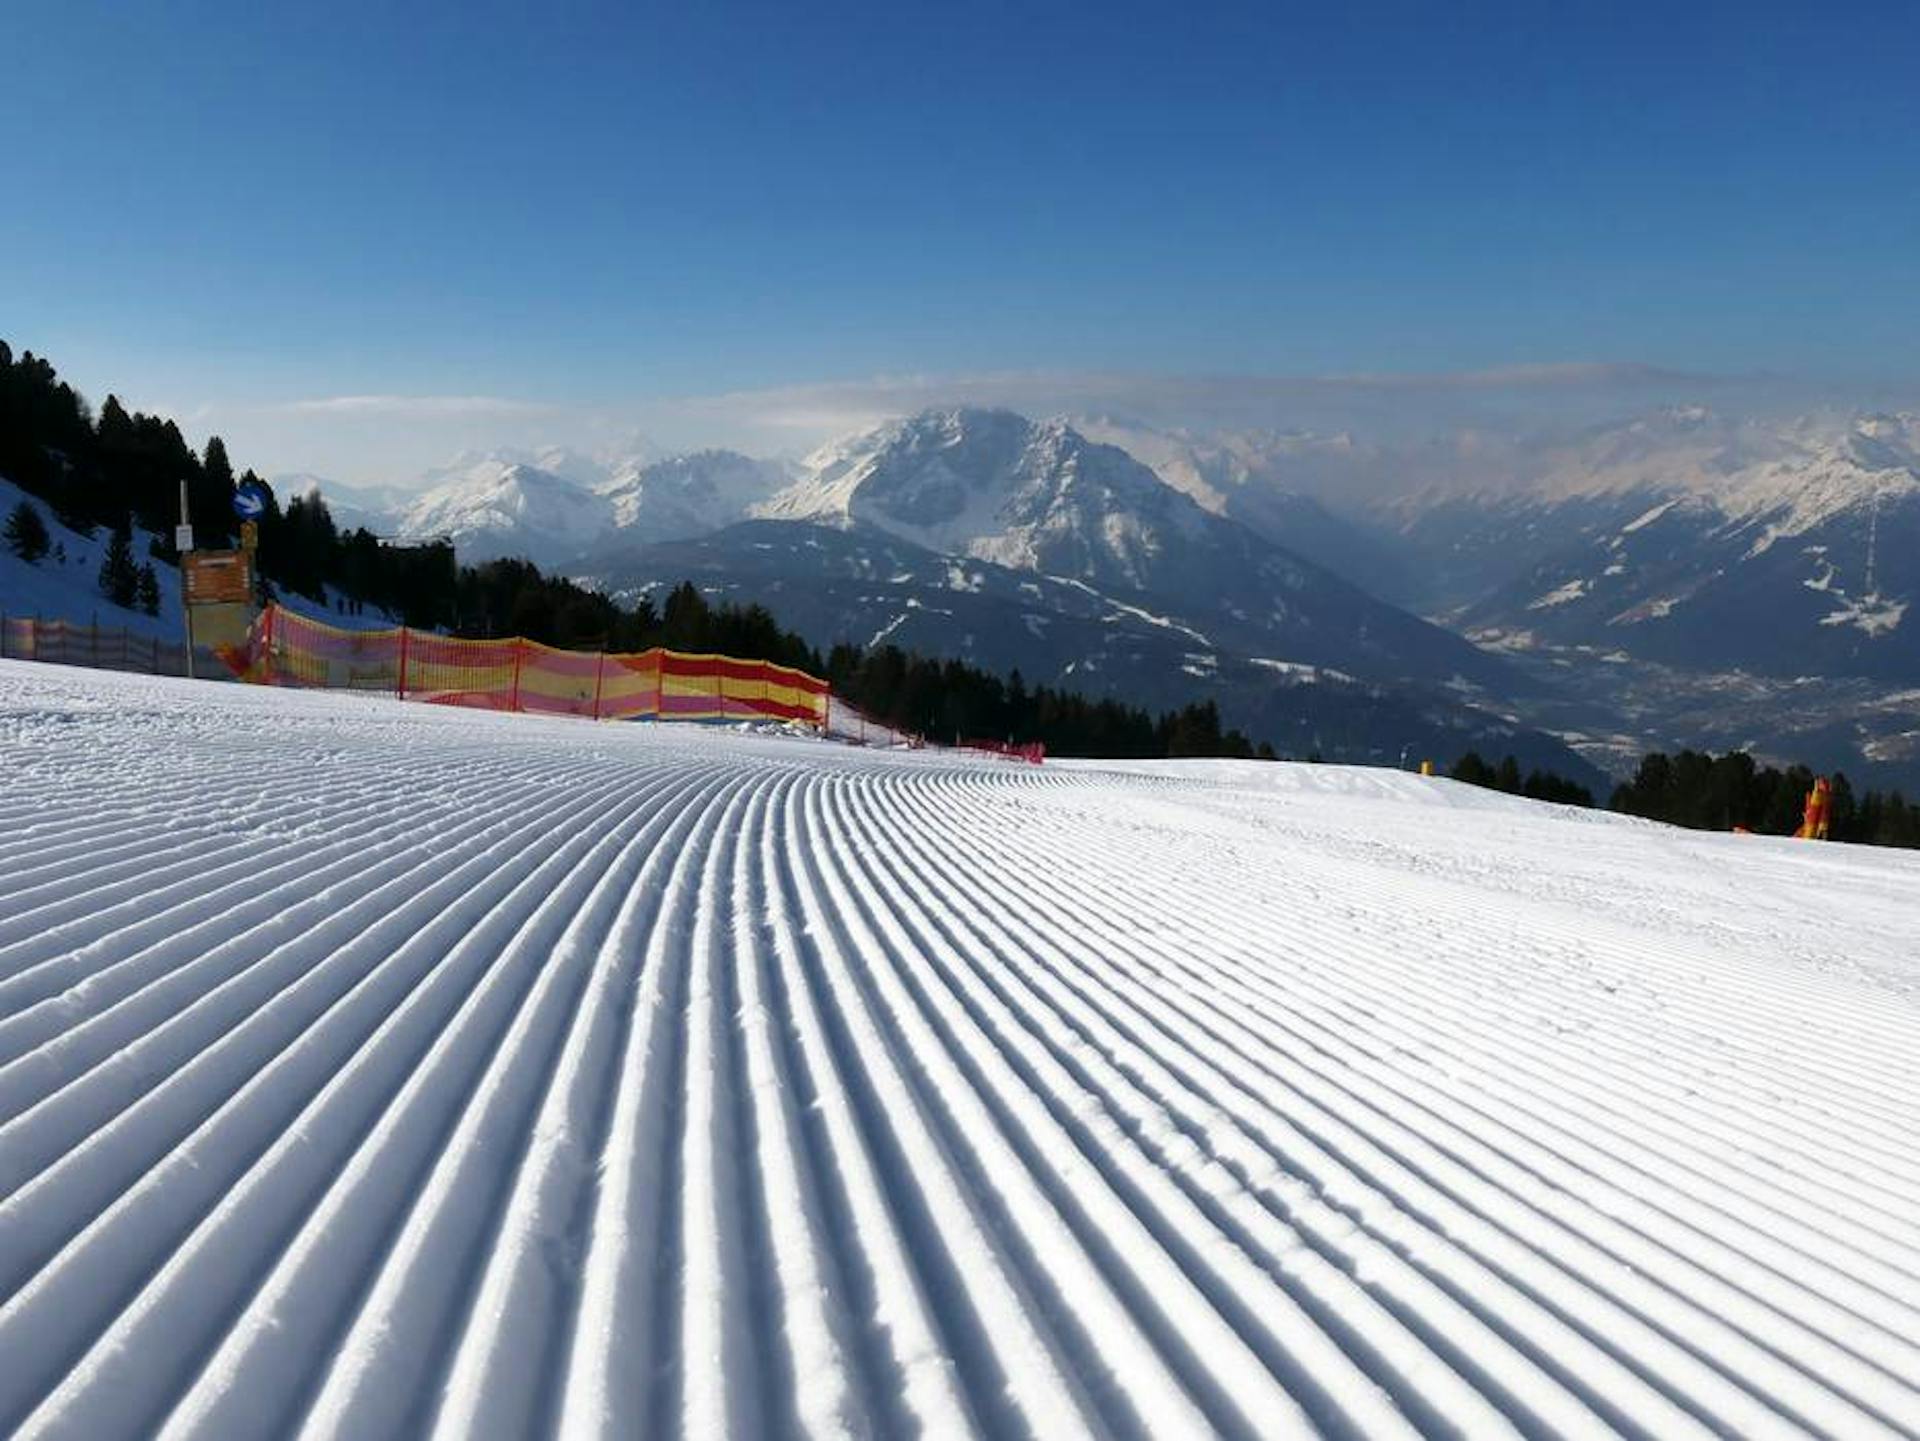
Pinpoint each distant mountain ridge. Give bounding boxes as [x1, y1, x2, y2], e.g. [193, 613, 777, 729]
[286, 400, 1920, 785]
[590, 517, 1605, 785]
[747, 408, 1513, 689]
[309, 448, 792, 566]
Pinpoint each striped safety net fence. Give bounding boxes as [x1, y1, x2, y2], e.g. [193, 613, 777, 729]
[0, 614, 193, 676]
[958, 737, 1047, 765]
[820, 693, 924, 750]
[239, 603, 830, 726]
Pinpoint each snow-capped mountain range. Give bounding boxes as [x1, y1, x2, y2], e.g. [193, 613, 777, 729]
[295, 447, 797, 567]
[287, 401, 1920, 784]
[1079, 406, 1920, 662]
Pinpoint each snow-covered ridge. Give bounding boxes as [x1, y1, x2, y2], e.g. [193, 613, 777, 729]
[397, 459, 615, 563]
[0, 478, 184, 638]
[321, 448, 791, 565]
[2, 662, 1917, 1437]
[753, 407, 1209, 590]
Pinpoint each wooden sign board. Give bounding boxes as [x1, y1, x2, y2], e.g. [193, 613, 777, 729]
[192, 600, 255, 651]
[184, 550, 254, 606]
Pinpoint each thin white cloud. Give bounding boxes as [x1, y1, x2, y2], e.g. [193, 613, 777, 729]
[627, 362, 1728, 451]
[209, 361, 1858, 488]
[278, 394, 556, 418]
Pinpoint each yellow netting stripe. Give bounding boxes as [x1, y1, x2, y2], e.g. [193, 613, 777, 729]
[250, 602, 830, 717]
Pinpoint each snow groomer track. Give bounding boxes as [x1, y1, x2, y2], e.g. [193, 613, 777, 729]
[2, 661, 1919, 1440]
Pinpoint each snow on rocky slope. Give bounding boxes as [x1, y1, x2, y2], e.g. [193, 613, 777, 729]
[735, 407, 1515, 691]
[0, 479, 184, 638]
[351, 449, 788, 565]
[2, 659, 1917, 1438]
[394, 458, 616, 566]
[595, 449, 792, 545]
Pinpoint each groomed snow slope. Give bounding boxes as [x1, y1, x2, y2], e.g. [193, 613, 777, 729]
[2, 660, 1918, 1440]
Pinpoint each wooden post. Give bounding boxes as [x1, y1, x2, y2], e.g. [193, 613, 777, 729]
[509, 639, 524, 713]
[261, 604, 276, 685]
[655, 650, 666, 719]
[397, 626, 410, 700]
[591, 649, 606, 721]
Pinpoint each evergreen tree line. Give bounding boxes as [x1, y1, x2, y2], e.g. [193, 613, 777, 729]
[1448, 751, 1597, 807]
[1, 342, 243, 550]
[1609, 748, 1920, 849]
[1447, 745, 1920, 851]
[2, 339, 459, 626]
[822, 645, 1273, 760]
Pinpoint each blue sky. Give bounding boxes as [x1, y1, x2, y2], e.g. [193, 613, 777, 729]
[5, 1, 1918, 480]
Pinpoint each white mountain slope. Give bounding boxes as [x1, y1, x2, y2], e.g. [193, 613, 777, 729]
[738, 407, 1518, 689]
[0, 478, 183, 637]
[1087, 407, 1920, 663]
[756, 408, 1210, 590]
[596, 449, 791, 543]
[396, 458, 614, 565]
[336, 449, 788, 565]
[2, 661, 1917, 1438]
[1432, 412, 1920, 674]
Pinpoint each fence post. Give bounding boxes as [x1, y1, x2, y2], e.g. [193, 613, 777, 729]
[655, 650, 665, 719]
[509, 639, 524, 713]
[261, 604, 276, 685]
[591, 649, 606, 721]
[397, 626, 410, 700]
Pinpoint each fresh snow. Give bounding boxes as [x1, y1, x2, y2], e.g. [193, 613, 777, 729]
[2, 661, 1919, 1438]
[1618, 498, 1678, 535]
[1526, 578, 1591, 611]
[0, 480, 184, 639]
[1248, 656, 1355, 683]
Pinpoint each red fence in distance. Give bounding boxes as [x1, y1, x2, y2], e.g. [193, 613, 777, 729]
[242, 603, 831, 726]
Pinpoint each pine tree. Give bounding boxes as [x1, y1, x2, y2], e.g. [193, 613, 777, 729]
[202, 435, 234, 490]
[136, 562, 161, 616]
[1449, 751, 1497, 787]
[3, 499, 50, 563]
[98, 518, 139, 608]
